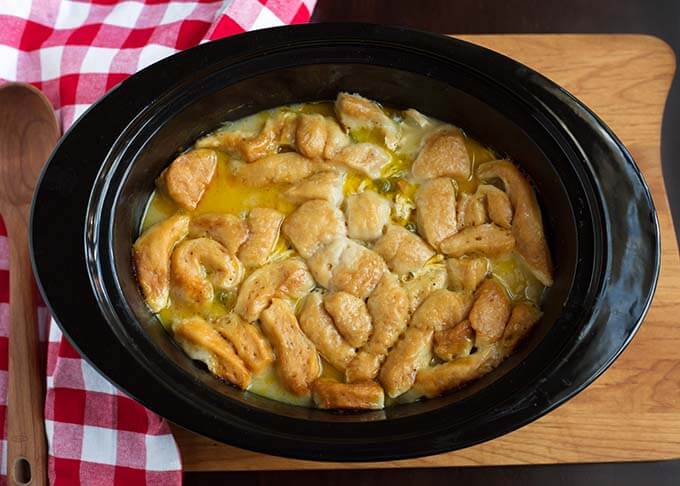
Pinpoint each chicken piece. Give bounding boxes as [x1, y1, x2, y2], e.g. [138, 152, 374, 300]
[197, 112, 298, 161]
[415, 177, 457, 248]
[260, 299, 321, 396]
[189, 213, 249, 255]
[364, 272, 409, 355]
[440, 223, 515, 258]
[295, 114, 350, 160]
[158, 149, 217, 210]
[324, 118, 351, 159]
[379, 327, 433, 398]
[409, 289, 473, 332]
[312, 379, 385, 410]
[173, 317, 251, 389]
[402, 266, 448, 314]
[328, 240, 386, 299]
[235, 152, 326, 187]
[412, 345, 498, 398]
[306, 238, 348, 288]
[446, 257, 489, 291]
[374, 224, 435, 275]
[331, 143, 390, 179]
[170, 238, 244, 307]
[234, 258, 315, 322]
[345, 191, 391, 241]
[284, 171, 345, 206]
[323, 291, 372, 348]
[346, 273, 409, 382]
[469, 279, 511, 345]
[411, 129, 470, 181]
[457, 192, 488, 229]
[478, 160, 553, 286]
[282, 200, 346, 258]
[434, 319, 474, 361]
[299, 293, 356, 371]
[133, 214, 189, 312]
[238, 208, 284, 267]
[500, 301, 542, 355]
[477, 184, 513, 229]
[335, 92, 400, 150]
[214, 313, 274, 373]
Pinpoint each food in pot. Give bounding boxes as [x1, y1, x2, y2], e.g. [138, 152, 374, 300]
[133, 93, 553, 409]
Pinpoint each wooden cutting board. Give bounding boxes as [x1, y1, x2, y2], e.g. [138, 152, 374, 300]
[172, 34, 680, 470]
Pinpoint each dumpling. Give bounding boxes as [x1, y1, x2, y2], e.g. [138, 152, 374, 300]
[299, 293, 356, 371]
[477, 184, 513, 229]
[402, 266, 448, 314]
[412, 345, 498, 399]
[308, 238, 386, 299]
[331, 143, 390, 179]
[335, 92, 400, 150]
[133, 214, 189, 312]
[196, 111, 297, 161]
[282, 200, 346, 258]
[238, 208, 284, 267]
[170, 238, 244, 307]
[214, 313, 274, 373]
[411, 129, 470, 181]
[433, 320, 474, 361]
[284, 171, 345, 206]
[189, 213, 248, 255]
[344, 191, 391, 241]
[306, 238, 348, 288]
[296, 113, 351, 159]
[468, 278, 511, 345]
[457, 192, 487, 229]
[327, 240, 386, 299]
[323, 291, 372, 348]
[379, 327, 433, 398]
[374, 224, 435, 275]
[234, 258, 314, 322]
[500, 301, 542, 354]
[415, 177, 457, 248]
[409, 289, 473, 332]
[312, 379, 385, 410]
[235, 152, 328, 187]
[440, 223, 515, 258]
[158, 149, 217, 210]
[260, 299, 321, 396]
[173, 317, 251, 389]
[446, 257, 489, 291]
[345, 273, 409, 383]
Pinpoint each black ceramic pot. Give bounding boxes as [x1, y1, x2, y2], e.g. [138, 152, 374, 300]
[31, 24, 659, 461]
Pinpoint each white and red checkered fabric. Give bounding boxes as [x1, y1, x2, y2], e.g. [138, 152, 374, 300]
[0, 1, 316, 484]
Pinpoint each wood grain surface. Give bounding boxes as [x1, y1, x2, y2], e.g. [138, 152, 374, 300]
[172, 34, 680, 470]
[0, 84, 60, 485]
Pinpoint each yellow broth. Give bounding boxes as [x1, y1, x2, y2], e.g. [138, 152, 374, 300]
[140, 101, 545, 407]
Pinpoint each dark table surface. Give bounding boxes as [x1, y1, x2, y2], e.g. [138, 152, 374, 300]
[187, 1, 680, 483]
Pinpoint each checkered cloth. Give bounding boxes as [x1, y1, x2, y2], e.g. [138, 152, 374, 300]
[0, 0, 316, 484]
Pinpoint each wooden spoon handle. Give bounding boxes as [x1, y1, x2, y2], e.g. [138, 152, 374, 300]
[6, 209, 47, 486]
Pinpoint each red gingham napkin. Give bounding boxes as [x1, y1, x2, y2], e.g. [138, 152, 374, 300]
[0, 1, 316, 484]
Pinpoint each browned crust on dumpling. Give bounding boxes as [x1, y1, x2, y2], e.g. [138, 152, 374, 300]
[440, 223, 515, 258]
[469, 278, 511, 345]
[312, 378, 385, 409]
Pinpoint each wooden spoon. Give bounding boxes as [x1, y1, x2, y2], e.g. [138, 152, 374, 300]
[0, 83, 59, 486]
